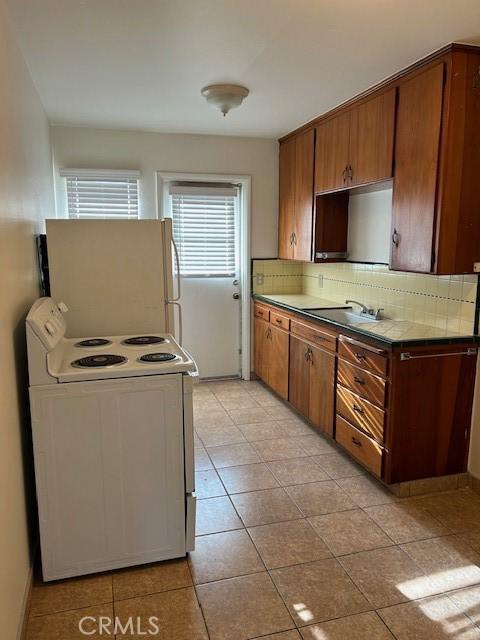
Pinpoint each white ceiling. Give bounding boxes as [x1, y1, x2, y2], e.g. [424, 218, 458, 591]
[5, 0, 480, 138]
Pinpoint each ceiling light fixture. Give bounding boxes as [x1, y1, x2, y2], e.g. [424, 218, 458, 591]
[201, 84, 249, 117]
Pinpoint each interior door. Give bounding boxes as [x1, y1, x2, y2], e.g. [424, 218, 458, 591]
[390, 64, 445, 272]
[278, 138, 296, 259]
[293, 129, 315, 261]
[314, 112, 351, 193]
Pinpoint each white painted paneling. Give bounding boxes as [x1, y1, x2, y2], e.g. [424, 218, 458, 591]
[30, 374, 186, 580]
[347, 187, 393, 264]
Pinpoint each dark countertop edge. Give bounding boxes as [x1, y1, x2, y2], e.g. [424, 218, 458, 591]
[252, 294, 479, 348]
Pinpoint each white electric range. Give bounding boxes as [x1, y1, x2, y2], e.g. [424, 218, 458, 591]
[27, 297, 197, 581]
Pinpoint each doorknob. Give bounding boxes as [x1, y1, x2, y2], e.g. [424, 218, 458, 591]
[233, 293, 240, 299]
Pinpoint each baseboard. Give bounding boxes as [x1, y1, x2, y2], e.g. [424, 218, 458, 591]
[16, 564, 34, 640]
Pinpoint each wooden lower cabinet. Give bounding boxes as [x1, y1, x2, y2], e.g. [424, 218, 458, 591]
[254, 316, 289, 400]
[289, 335, 335, 436]
[254, 301, 477, 484]
[268, 324, 289, 399]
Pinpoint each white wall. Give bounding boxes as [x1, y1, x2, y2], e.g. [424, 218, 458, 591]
[50, 126, 279, 258]
[0, 2, 54, 637]
[347, 186, 392, 263]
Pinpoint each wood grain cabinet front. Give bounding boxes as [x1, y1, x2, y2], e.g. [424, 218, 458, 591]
[254, 301, 478, 486]
[278, 130, 315, 261]
[253, 306, 289, 400]
[289, 334, 335, 436]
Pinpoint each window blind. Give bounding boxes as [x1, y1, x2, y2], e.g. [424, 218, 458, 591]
[61, 169, 140, 219]
[170, 185, 237, 277]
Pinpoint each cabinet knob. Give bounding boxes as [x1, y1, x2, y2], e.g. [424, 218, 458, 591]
[351, 437, 362, 447]
[352, 403, 364, 414]
[353, 376, 365, 385]
[392, 228, 400, 247]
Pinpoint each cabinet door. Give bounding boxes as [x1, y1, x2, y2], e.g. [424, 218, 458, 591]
[308, 344, 335, 436]
[314, 112, 350, 193]
[349, 89, 396, 187]
[288, 335, 310, 418]
[278, 138, 295, 259]
[254, 317, 269, 382]
[390, 64, 445, 272]
[293, 129, 315, 261]
[268, 324, 289, 400]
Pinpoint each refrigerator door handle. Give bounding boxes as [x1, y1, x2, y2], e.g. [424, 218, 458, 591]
[169, 238, 181, 303]
[168, 300, 183, 346]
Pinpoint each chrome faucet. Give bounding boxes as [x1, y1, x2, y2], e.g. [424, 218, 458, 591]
[345, 300, 384, 320]
[345, 299, 369, 315]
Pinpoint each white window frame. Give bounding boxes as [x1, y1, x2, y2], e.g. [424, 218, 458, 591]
[157, 171, 251, 381]
[58, 168, 141, 219]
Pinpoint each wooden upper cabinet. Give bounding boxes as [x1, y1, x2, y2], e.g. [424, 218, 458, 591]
[314, 91, 395, 194]
[390, 64, 445, 272]
[314, 111, 350, 193]
[293, 129, 315, 261]
[349, 89, 396, 188]
[278, 137, 295, 260]
[278, 130, 315, 261]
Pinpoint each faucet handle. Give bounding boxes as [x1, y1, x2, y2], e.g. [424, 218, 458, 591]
[375, 308, 385, 320]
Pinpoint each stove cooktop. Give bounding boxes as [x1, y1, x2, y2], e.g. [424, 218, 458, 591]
[71, 354, 127, 368]
[75, 338, 112, 348]
[138, 352, 177, 363]
[122, 336, 166, 346]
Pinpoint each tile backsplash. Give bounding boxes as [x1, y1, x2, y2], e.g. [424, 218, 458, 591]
[252, 260, 478, 334]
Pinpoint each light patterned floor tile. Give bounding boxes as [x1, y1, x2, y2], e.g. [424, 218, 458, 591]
[231, 487, 302, 526]
[300, 611, 395, 639]
[196, 496, 243, 535]
[267, 457, 330, 486]
[189, 529, 264, 584]
[285, 481, 356, 517]
[248, 519, 331, 569]
[29, 574, 112, 617]
[112, 558, 192, 600]
[217, 463, 279, 494]
[197, 572, 295, 640]
[195, 469, 226, 499]
[26, 604, 114, 640]
[207, 443, 262, 468]
[270, 558, 371, 626]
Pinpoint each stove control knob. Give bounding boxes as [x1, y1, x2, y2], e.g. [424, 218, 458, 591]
[45, 321, 55, 336]
[57, 302, 69, 313]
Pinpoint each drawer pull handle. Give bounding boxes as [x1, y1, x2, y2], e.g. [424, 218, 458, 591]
[351, 437, 362, 447]
[354, 352, 366, 360]
[275, 318, 282, 324]
[352, 404, 364, 414]
[353, 376, 365, 385]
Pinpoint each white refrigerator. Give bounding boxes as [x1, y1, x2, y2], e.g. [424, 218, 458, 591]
[45, 218, 181, 340]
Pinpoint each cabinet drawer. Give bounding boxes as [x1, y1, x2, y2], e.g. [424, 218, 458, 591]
[270, 310, 290, 331]
[254, 304, 270, 322]
[291, 320, 336, 352]
[338, 336, 388, 376]
[337, 359, 386, 408]
[335, 415, 383, 477]
[336, 384, 385, 442]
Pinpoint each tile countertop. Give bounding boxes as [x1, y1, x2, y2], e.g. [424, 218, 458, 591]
[253, 293, 478, 348]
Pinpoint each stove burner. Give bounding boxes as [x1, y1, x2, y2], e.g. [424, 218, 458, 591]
[138, 352, 177, 363]
[72, 354, 127, 368]
[75, 338, 112, 348]
[122, 336, 166, 346]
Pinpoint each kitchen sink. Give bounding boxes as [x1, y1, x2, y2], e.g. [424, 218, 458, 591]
[304, 308, 379, 324]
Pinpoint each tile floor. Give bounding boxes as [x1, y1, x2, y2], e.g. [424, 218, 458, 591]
[26, 379, 480, 639]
